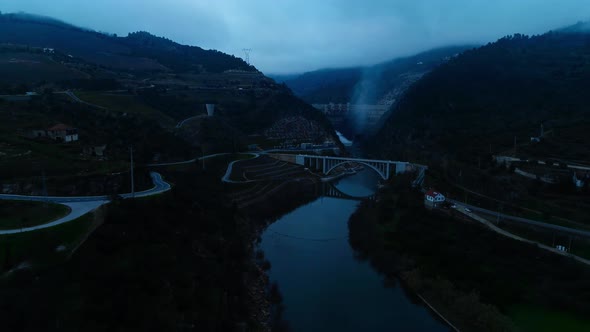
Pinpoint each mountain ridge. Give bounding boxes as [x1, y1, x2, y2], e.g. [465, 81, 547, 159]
[371, 25, 590, 164]
[0, 12, 253, 73]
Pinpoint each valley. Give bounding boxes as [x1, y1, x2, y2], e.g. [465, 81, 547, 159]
[1, 8, 590, 332]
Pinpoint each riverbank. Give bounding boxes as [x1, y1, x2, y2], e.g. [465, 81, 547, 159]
[235, 180, 319, 332]
[0, 159, 288, 330]
[241, 178, 321, 329]
[148, 154, 322, 330]
[348, 174, 590, 332]
[254, 170, 452, 331]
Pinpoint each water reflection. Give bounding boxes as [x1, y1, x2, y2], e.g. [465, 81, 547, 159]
[259, 172, 451, 332]
[332, 169, 381, 198]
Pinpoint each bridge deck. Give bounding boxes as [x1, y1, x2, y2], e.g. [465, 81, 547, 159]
[295, 154, 428, 169]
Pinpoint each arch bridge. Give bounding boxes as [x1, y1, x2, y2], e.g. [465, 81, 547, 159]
[294, 154, 427, 181]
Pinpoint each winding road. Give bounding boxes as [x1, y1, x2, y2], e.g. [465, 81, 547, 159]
[57, 90, 108, 110]
[221, 154, 260, 183]
[448, 198, 590, 238]
[453, 204, 590, 266]
[0, 172, 170, 234]
[175, 115, 206, 128]
[146, 152, 238, 167]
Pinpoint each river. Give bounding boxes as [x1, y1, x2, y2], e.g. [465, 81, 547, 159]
[259, 170, 451, 331]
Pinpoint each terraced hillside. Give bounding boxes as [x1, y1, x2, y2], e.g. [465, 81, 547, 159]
[226, 155, 318, 209]
[229, 156, 312, 182]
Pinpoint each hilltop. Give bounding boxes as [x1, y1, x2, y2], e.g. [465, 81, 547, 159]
[0, 12, 253, 73]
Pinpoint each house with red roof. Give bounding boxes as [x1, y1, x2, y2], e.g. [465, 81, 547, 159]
[46, 123, 79, 142]
[424, 189, 446, 209]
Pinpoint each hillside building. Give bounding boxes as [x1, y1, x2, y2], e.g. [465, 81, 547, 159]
[83, 145, 107, 159]
[424, 190, 446, 209]
[47, 124, 79, 142]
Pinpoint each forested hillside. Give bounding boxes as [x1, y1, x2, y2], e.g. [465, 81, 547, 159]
[0, 12, 341, 177]
[372, 30, 590, 164]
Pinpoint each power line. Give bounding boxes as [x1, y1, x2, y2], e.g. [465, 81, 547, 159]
[242, 48, 252, 65]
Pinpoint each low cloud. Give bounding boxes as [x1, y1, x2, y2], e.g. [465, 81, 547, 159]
[3, 0, 590, 73]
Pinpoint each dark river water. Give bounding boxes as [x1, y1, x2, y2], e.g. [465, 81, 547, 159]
[259, 170, 451, 331]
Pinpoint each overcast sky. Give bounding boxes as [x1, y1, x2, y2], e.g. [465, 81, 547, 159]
[3, 0, 590, 73]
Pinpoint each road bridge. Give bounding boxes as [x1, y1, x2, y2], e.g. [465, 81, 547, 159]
[294, 154, 427, 181]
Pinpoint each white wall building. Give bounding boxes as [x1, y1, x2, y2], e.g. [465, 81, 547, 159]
[424, 190, 446, 209]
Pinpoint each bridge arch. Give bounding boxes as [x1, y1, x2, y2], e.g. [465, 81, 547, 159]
[324, 160, 389, 180]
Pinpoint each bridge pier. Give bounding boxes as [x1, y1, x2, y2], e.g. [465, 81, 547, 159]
[395, 162, 406, 175]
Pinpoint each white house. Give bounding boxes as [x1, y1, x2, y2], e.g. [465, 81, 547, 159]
[424, 189, 446, 209]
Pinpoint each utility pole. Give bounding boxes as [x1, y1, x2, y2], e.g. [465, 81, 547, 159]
[130, 146, 135, 198]
[496, 203, 503, 224]
[42, 169, 48, 207]
[513, 136, 517, 156]
[201, 148, 206, 171]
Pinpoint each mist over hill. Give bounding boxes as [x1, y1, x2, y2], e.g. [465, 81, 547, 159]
[559, 20, 590, 33]
[275, 46, 474, 137]
[280, 46, 475, 105]
[371, 25, 590, 164]
[0, 11, 83, 29]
